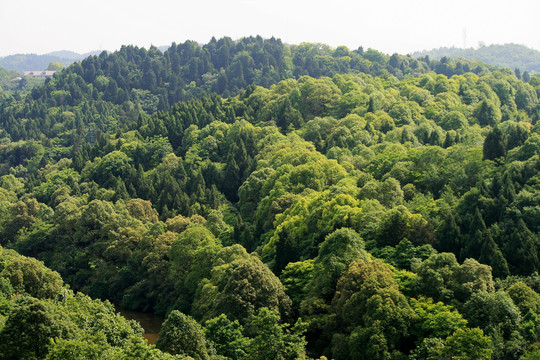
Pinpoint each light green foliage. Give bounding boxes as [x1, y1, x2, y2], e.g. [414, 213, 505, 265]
[410, 297, 467, 339]
[521, 349, 540, 360]
[433, 328, 493, 360]
[280, 260, 314, 308]
[441, 110, 468, 130]
[0, 174, 24, 194]
[169, 225, 218, 283]
[47, 336, 181, 360]
[474, 99, 502, 126]
[47, 62, 64, 71]
[62, 292, 144, 348]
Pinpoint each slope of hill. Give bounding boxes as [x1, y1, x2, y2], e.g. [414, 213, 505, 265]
[0, 50, 102, 73]
[412, 43, 540, 73]
[2, 36, 540, 359]
[0, 36, 498, 142]
[46, 50, 102, 60]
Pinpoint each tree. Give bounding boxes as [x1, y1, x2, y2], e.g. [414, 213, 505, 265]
[0, 255, 63, 299]
[204, 314, 250, 360]
[331, 259, 414, 359]
[483, 126, 506, 160]
[521, 349, 540, 359]
[506, 282, 540, 316]
[348, 321, 390, 360]
[415, 252, 459, 302]
[441, 110, 468, 130]
[0, 298, 74, 359]
[478, 230, 509, 278]
[410, 297, 468, 340]
[435, 328, 493, 360]
[280, 260, 314, 309]
[304, 228, 368, 304]
[156, 310, 209, 359]
[213, 256, 292, 324]
[463, 291, 521, 337]
[126, 198, 159, 223]
[246, 307, 306, 360]
[450, 258, 494, 303]
[474, 99, 502, 127]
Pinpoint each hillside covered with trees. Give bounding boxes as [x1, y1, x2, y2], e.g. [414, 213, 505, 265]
[0, 50, 102, 74]
[1, 36, 540, 359]
[413, 44, 540, 75]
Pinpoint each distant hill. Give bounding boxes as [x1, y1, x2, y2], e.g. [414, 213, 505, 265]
[47, 50, 103, 60]
[412, 43, 540, 74]
[0, 50, 102, 73]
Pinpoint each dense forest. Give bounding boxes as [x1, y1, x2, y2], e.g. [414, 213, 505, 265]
[2, 36, 540, 359]
[413, 44, 540, 75]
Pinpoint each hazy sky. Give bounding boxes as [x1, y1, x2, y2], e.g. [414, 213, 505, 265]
[1, 0, 539, 57]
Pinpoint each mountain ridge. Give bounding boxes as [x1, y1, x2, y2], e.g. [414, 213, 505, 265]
[412, 43, 540, 73]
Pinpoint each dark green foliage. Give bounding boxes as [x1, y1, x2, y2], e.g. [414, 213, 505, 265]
[156, 310, 209, 359]
[0, 297, 73, 359]
[463, 291, 521, 337]
[245, 307, 306, 360]
[204, 314, 249, 359]
[330, 259, 414, 359]
[213, 256, 292, 324]
[483, 126, 506, 160]
[475, 99, 502, 126]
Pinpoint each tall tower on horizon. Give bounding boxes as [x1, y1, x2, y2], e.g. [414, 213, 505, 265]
[463, 28, 467, 48]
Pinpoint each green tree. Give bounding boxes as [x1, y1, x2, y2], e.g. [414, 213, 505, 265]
[213, 256, 292, 324]
[156, 310, 209, 359]
[47, 62, 64, 71]
[435, 328, 493, 360]
[204, 314, 250, 359]
[415, 252, 459, 302]
[0, 298, 74, 359]
[463, 291, 521, 336]
[483, 126, 506, 160]
[246, 307, 306, 360]
[410, 297, 468, 340]
[474, 99, 502, 127]
[0, 255, 63, 299]
[331, 259, 414, 359]
[507, 282, 540, 315]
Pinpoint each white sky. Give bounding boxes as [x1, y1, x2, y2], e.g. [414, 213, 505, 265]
[1, 0, 540, 57]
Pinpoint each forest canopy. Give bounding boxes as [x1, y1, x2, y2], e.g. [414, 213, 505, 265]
[1, 36, 540, 359]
